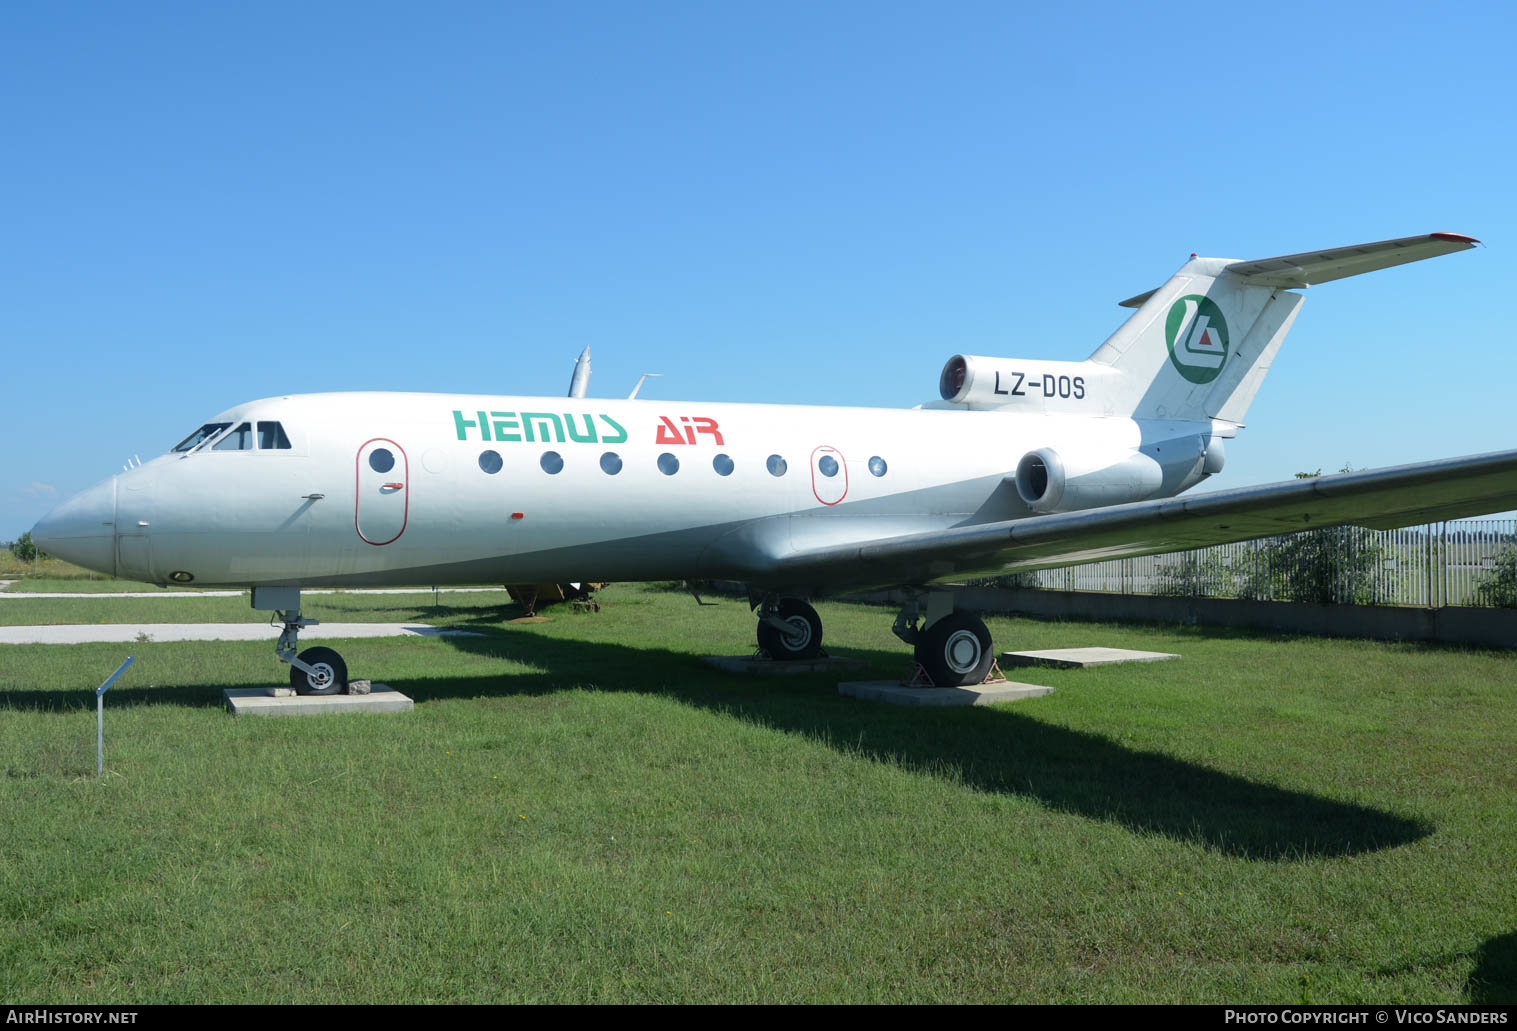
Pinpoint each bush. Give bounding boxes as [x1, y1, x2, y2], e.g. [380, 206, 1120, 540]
[1476, 548, 1517, 608]
[10, 531, 37, 563]
[1267, 525, 1387, 605]
[1155, 550, 1235, 597]
[968, 571, 1044, 590]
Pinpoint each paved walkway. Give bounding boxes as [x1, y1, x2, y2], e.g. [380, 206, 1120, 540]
[0, 587, 510, 600]
[0, 623, 485, 644]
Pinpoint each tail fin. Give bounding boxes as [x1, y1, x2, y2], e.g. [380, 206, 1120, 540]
[1088, 233, 1478, 423]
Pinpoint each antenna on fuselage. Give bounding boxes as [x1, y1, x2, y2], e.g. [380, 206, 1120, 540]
[568, 347, 591, 398]
[628, 373, 662, 399]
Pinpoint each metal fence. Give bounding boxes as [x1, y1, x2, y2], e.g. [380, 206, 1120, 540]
[1001, 519, 1517, 608]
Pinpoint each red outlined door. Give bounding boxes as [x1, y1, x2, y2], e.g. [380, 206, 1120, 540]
[356, 438, 408, 545]
[810, 445, 848, 506]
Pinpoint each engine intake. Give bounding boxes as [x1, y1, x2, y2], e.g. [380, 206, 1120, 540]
[1014, 446, 1163, 514]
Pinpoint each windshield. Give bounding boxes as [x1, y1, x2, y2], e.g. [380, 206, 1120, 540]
[171, 422, 232, 453]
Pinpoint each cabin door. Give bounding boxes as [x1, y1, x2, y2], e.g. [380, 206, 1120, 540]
[356, 438, 409, 545]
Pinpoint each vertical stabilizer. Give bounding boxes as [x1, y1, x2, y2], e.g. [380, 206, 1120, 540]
[1087, 233, 1477, 424]
[1087, 260, 1300, 423]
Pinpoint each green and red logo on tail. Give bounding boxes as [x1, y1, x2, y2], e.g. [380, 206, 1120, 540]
[1165, 295, 1229, 384]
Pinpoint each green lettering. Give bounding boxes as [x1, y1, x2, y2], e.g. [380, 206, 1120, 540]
[598, 414, 628, 445]
[452, 410, 477, 441]
[522, 412, 564, 443]
[477, 410, 492, 442]
[564, 413, 598, 443]
[490, 411, 521, 442]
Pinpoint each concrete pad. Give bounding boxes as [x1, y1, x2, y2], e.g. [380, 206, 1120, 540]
[0, 623, 485, 645]
[839, 680, 1054, 706]
[224, 683, 412, 716]
[999, 647, 1179, 669]
[703, 655, 870, 675]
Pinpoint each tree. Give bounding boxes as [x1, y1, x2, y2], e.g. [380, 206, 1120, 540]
[10, 531, 37, 562]
[1266, 467, 1385, 605]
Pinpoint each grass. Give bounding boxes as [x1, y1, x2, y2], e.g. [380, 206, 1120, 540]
[0, 553, 128, 583]
[1, 584, 1514, 1003]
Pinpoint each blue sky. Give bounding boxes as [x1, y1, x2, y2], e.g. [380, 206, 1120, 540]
[4, 1, 1515, 538]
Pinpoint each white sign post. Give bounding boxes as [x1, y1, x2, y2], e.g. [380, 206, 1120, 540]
[96, 656, 134, 777]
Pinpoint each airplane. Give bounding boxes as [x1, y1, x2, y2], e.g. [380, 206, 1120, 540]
[30, 232, 1517, 694]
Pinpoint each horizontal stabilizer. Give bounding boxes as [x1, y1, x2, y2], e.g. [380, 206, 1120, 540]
[1224, 232, 1479, 288]
[1118, 232, 1479, 305]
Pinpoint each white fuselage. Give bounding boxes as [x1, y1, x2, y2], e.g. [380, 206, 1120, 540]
[39, 391, 1220, 592]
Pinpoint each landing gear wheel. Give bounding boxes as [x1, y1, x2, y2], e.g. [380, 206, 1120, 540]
[914, 612, 993, 687]
[757, 598, 823, 660]
[290, 646, 348, 696]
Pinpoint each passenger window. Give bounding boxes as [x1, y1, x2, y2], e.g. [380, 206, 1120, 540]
[818, 455, 839, 477]
[657, 453, 680, 476]
[869, 456, 887, 477]
[213, 423, 253, 451]
[713, 454, 734, 476]
[258, 422, 292, 449]
[600, 452, 622, 475]
[369, 448, 395, 473]
[767, 455, 787, 477]
[479, 450, 503, 474]
[172, 422, 231, 453]
[540, 451, 564, 474]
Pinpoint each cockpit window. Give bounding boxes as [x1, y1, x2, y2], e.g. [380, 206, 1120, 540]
[172, 423, 232, 453]
[213, 423, 254, 451]
[258, 422, 291, 449]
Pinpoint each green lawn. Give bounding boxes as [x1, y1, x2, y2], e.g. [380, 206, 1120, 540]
[1, 584, 1513, 1003]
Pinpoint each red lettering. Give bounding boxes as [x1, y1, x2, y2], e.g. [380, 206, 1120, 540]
[656, 416, 686, 445]
[693, 417, 725, 445]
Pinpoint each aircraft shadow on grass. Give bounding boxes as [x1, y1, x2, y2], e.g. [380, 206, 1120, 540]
[399, 627, 1428, 863]
[4, 617, 1431, 863]
[1469, 931, 1517, 1004]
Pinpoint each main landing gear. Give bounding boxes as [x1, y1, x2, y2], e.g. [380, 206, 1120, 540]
[750, 590, 997, 687]
[253, 587, 351, 696]
[891, 591, 996, 687]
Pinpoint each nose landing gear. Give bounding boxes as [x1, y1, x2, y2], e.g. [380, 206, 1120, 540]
[254, 587, 351, 696]
[755, 596, 824, 660]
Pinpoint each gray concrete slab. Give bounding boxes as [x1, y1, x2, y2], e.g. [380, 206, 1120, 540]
[839, 680, 1054, 706]
[999, 647, 1179, 669]
[224, 683, 413, 716]
[703, 655, 870, 675]
[0, 623, 485, 645]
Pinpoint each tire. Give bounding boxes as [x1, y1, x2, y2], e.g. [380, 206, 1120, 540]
[914, 612, 993, 687]
[756, 598, 823, 660]
[291, 646, 348, 696]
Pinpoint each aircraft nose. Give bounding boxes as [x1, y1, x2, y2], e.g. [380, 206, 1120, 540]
[31, 476, 117, 577]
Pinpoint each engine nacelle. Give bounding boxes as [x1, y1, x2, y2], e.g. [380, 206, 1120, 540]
[1014, 447, 1164, 514]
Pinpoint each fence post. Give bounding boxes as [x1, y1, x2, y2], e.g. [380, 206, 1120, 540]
[1426, 524, 1434, 608]
[1441, 521, 1449, 608]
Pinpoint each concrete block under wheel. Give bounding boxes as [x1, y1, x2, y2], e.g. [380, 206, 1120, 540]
[838, 681, 1054, 707]
[224, 683, 413, 716]
[702, 655, 870, 675]
[999, 647, 1179, 669]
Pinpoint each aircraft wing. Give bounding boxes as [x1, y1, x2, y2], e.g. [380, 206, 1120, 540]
[771, 449, 1517, 591]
